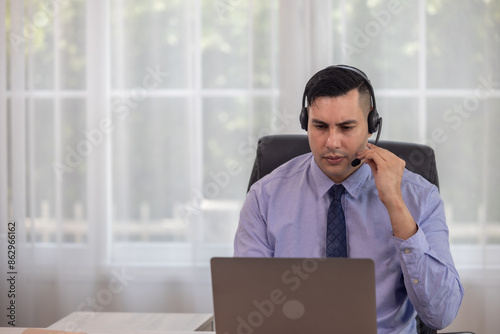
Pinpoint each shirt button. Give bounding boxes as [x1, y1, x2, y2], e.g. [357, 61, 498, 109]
[404, 249, 411, 254]
[413, 278, 419, 284]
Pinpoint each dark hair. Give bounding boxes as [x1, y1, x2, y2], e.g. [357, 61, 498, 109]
[304, 66, 371, 114]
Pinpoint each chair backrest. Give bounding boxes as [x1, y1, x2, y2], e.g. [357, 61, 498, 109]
[247, 134, 439, 191]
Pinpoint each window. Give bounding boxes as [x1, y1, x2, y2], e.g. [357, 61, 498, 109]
[4, 0, 279, 266]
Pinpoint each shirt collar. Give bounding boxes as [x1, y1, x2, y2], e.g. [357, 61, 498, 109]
[309, 154, 371, 199]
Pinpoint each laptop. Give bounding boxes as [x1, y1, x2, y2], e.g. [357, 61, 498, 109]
[210, 257, 377, 334]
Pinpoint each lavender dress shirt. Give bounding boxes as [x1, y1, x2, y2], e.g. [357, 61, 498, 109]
[234, 153, 464, 333]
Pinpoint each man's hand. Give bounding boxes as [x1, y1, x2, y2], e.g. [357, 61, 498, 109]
[356, 143, 405, 205]
[356, 143, 418, 239]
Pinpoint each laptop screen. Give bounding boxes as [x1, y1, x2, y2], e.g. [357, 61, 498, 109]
[211, 257, 377, 334]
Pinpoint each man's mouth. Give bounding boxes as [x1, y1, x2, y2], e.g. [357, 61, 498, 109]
[324, 155, 345, 164]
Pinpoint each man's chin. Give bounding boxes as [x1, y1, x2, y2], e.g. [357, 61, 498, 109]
[320, 163, 351, 183]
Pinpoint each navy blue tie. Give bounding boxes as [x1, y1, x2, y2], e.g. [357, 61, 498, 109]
[326, 184, 347, 257]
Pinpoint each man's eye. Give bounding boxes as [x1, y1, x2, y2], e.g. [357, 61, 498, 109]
[314, 124, 326, 129]
[342, 126, 354, 130]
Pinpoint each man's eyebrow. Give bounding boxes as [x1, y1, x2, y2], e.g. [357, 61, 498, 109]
[311, 119, 358, 126]
[336, 119, 358, 126]
[311, 118, 328, 125]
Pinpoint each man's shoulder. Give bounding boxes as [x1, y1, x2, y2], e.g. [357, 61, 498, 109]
[251, 153, 313, 191]
[401, 168, 438, 193]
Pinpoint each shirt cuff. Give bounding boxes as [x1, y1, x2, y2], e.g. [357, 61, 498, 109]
[392, 227, 432, 290]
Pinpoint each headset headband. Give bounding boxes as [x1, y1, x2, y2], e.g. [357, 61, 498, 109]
[299, 64, 381, 136]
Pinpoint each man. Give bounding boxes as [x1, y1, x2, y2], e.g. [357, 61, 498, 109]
[233, 65, 464, 333]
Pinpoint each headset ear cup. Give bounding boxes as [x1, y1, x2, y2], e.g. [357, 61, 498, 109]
[367, 109, 380, 134]
[300, 107, 308, 130]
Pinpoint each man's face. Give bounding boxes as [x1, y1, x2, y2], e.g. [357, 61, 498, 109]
[307, 89, 371, 183]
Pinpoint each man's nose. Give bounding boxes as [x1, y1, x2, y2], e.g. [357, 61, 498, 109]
[326, 130, 340, 149]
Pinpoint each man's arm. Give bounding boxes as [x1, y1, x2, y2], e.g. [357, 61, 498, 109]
[358, 143, 418, 239]
[234, 187, 274, 257]
[394, 188, 464, 329]
[358, 144, 464, 329]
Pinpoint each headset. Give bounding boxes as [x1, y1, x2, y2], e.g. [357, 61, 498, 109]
[299, 65, 383, 166]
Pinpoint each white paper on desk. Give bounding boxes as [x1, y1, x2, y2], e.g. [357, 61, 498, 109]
[22, 329, 86, 334]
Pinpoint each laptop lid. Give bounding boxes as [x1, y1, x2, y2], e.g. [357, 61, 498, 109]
[210, 257, 377, 334]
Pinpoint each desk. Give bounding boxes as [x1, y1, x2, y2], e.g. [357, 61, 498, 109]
[0, 329, 25, 334]
[47, 312, 214, 332]
[0, 330, 215, 334]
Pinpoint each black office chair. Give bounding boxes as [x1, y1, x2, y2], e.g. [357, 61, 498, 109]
[247, 134, 474, 334]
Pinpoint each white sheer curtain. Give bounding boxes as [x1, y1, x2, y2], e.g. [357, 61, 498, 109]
[2, 0, 280, 327]
[1, 0, 499, 333]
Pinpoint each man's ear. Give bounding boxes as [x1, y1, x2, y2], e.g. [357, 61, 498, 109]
[366, 130, 373, 141]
